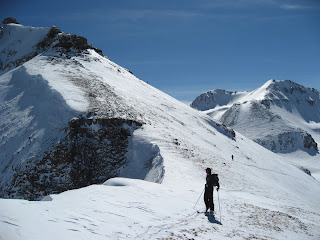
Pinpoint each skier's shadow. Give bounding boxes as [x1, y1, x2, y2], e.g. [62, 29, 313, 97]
[207, 215, 222, 225]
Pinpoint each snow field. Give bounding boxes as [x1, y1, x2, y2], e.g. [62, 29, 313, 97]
[1, 176, 319, 240]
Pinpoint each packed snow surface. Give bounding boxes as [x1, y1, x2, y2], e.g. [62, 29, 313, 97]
[0, 23, 320, 239]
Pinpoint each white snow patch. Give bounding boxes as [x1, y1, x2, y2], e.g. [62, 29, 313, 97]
[23, 55, 89, 111]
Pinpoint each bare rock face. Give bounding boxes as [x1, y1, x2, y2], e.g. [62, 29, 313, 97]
[4, 117, 142, 200]
[36, 26, 62, 49]
[54, 34, 103, 55]
[37, 26, 103, 55]
[2, 17, 19, 24]
[254, 131, 318, 154]
[303, 132, 318, 150]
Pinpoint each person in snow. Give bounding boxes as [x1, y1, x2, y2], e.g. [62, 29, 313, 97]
[204, 168, 220, 214]
[232, 155, 234, 160]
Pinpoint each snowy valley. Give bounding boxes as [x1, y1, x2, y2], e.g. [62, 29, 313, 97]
[1, 18, 320, 240]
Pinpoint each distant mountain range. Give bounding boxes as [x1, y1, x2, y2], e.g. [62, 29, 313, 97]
[191, 79, 320, 155]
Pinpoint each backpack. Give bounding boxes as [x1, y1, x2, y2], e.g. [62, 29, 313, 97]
[211, 174, 219, 187]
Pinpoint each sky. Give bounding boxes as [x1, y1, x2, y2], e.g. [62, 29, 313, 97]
[1, 0, 320, 103]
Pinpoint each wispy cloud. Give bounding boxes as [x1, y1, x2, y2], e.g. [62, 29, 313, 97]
[199, 0, 277, 9]
[107, 9, 203, 22]
[165, 10, 202, 18]
[52, 1, 320, 27]
[51, 8, 203, 24]
[200, 0, 319, 11]
[280, 4, 320, 10]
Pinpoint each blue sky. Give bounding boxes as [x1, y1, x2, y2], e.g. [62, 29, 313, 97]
[1, 0, 320, 102]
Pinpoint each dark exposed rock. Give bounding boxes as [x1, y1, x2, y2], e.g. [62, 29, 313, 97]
[6, 117, 143, 200]
[255, 131, 318, 153]
[53, 33, 103, 55]
[299, 167, 312, 176]
[2, 17, 19, 24]
[303, 132, 318, 150]
[37, 26, 62, 49]
[37, 26, 103, 55]
[0, 52, 38, 71]
[216, 123, 236, 139]
[306, 99, 315, 106]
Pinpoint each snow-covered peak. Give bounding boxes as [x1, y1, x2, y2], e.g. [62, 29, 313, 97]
[0, 22, 51, 71]
[265, 79, 319, 103]
[190, 89, 247, 111]
[193, 79, 320, 122]
[252, 80, 320, 122]
[0, 18, 103, 73]
[192, 79, 320, 180]
[243, 79, 319, 103]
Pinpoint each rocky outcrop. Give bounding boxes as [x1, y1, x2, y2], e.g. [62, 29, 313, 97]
[303, 132, 318, 150]
[216, 123, 236, 139]
[4, 117, 143, 200]
[36, 26, 62, 49]
[190, 89, 246, 111]
[2, 17, 19, 24]
[53, 34, 103, 55]
[0, 51, 38, 71]
[255, 131, 318, 154]
[37, 26, 103, 56]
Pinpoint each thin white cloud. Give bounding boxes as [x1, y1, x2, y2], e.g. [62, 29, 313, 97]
[50, 8, 202, 24]
[165, 10, 202, 18]
[200, 0, 319, 11]
[52, 1, 319, 26]
[108, 9, 203, 21]
[280, 4, 319, 10]
[199, 0, 277, 9]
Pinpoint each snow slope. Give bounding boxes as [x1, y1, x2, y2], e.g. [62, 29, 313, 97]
[1, 20, 320, 239]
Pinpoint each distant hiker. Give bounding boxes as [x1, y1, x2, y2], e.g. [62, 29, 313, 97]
[204, 168, 220, 214]
[232, 155, 234, 160]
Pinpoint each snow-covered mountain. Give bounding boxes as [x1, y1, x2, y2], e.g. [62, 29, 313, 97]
[1, 18, 320, 239]
[191, 79, 320, 179]
[190, 89, 248, 111]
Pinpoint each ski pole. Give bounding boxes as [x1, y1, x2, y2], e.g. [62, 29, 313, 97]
[217, 188, 222, 223]
[194, 187, 205, 209]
